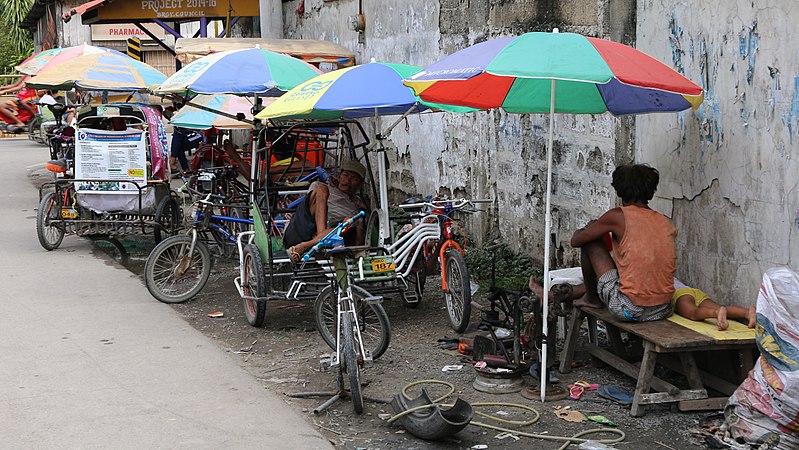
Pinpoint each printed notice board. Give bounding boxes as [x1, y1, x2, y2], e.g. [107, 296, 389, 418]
[75, 128, 147, 193]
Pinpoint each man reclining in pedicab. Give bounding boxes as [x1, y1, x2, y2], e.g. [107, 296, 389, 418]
[282, 159, 367, 264]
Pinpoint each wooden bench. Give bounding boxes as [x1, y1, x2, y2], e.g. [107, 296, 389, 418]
[559, 305, 757, 416]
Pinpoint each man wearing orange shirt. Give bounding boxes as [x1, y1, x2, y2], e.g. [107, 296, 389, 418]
[570, 164, 676, 322]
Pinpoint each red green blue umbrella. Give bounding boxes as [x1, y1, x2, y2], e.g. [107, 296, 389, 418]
[405, 30, 704, 402]
[170, 94, 273, 130]
[405, 31, 703, 115]
[154, 48, 321, 97]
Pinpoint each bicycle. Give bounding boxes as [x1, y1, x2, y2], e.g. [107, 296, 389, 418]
[303, 212, 391, 414]
[144, 193, 253, 304]
[388, 197, 492, 333]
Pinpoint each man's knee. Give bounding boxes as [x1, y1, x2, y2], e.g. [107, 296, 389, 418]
[582, 239, 615, 275]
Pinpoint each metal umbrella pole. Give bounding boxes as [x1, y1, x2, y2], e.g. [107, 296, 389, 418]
[540, 78, 556, 402]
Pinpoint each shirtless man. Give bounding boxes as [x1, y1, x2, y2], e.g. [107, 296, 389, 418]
[283, 159, 367, 262]
[569, 164, 677, 322]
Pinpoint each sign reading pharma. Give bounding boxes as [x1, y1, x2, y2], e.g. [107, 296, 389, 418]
[91, 23, 165, 41]
[86, 0, 259, 21]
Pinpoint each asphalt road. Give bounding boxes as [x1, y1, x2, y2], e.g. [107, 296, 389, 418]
[0, 137, 332, 449]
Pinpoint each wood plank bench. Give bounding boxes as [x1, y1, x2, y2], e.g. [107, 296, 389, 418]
[559, 305, 757, 416]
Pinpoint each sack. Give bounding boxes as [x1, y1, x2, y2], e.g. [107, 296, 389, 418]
[723, 267, 799, 448]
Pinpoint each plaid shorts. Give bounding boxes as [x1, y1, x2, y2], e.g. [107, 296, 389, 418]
[597, 269, 673, 322]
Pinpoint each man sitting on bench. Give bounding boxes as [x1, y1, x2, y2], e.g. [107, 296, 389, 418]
[569, 164, 677, 322]
[283, 159, 367, 263]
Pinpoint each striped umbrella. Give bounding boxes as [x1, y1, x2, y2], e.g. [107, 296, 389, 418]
[16, 44, 119, 76]
[26, 51, 166, 91]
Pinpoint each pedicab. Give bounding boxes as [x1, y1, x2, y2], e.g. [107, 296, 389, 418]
[36, 103, 182, 251]
[234, 120, 398, 362]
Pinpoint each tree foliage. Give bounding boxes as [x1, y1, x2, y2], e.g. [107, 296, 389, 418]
[0, 0, 34, 75]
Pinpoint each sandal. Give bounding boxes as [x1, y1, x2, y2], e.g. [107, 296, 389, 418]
[568, 384, 585, 400]
[288, 245, 301, 264]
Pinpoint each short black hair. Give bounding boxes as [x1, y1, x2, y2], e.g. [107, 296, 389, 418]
[611, 164, 659, 204]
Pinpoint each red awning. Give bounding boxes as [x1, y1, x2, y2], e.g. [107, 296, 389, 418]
[62, 0, 108, 23]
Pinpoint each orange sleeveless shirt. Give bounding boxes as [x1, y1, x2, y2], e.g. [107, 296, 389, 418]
[612, 205, 677, 306]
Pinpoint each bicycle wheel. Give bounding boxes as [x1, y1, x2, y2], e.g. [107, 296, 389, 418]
[36, 192, 65, 251]
[153, 195, 181, 243]
[342, 311, 363, 414]
[241, 244, 267, 327]
[444, 248, 472, 333]
[314, 285, 391, 360]
[144, 234, 212, 303]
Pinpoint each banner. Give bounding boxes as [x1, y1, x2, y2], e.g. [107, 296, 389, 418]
[75, 128, 148, 194]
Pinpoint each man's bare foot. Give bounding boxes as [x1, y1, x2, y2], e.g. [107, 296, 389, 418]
[573, 293, 603, 309]
[747, 306, 757, 328]
[716, 306, 729, 331]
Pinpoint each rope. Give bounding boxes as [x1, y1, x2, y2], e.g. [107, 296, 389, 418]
[388, 380, 626, 450]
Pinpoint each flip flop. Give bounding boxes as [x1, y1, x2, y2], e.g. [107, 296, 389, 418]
[568, 384, 585, 399]
[597, 384, 634, 405]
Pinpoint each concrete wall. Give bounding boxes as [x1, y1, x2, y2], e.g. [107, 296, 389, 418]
[282, 1, 791, 306]
[637, 1, 799, 305]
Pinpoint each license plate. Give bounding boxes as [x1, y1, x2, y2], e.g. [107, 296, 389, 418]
[61, 208, 78, 219]
[371, 258, 395, 272]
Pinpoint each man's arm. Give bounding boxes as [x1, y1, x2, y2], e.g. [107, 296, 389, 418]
[570, 208, 624, 247]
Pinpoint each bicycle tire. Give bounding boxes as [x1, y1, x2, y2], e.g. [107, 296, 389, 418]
[241, 244, 267, 327]
[342, 311, 363, 414]
[444, 248, 472, 333]
[314, 285, 391, 360]
[36, 192, 65, 251]
[153, 195, 181, 243]
[144, 234, 212, 304]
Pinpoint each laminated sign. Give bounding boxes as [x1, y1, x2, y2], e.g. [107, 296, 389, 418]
[75, 129, 147, 193]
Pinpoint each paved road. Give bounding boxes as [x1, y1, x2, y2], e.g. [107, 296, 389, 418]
[0, 138, 332, 449]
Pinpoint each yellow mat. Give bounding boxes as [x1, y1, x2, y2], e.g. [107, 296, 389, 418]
[667, 313, 756, 340]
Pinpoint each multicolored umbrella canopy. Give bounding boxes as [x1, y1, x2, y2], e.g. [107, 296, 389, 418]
[25, 51, 167, 91]
[405, 32, 704, 115]
[154, 48, 321, 97]
[16, 44, 119, 76]
[404, 31, 704, 402]
[170, 94, 271, 130]
[256, 62, 463, 120]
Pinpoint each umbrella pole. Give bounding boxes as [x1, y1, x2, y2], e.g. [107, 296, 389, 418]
[540, 78, 556, 402]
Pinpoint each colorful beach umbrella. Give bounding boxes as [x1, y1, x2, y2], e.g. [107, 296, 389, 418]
[170, 94, 271, 130]
[154, 48, 321, 97]
[26, 51, 167, 91]
[16, 44, 120, 76]
[405, 30, 704, 401]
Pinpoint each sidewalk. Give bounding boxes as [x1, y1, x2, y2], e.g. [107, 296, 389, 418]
[0, 138, 332, 449]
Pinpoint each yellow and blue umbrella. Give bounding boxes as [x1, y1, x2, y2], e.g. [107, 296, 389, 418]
[169, 94, 273, 130]
[25, 51, 166, 91]
[256, 61, 466, 120]
[154, 48, 321, 97]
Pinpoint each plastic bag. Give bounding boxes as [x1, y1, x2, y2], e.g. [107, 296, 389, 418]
[723, 267, 799, 448]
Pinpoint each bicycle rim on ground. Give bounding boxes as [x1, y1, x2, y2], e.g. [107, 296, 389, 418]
[242, 244, 267, 327]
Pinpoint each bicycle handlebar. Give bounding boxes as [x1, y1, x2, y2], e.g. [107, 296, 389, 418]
[302, 210, 366, 262]
[398, 198, 493, 210]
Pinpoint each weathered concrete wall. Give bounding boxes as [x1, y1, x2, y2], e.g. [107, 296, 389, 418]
[637, 1, 799, 305]
[283, 0, 638, 270]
